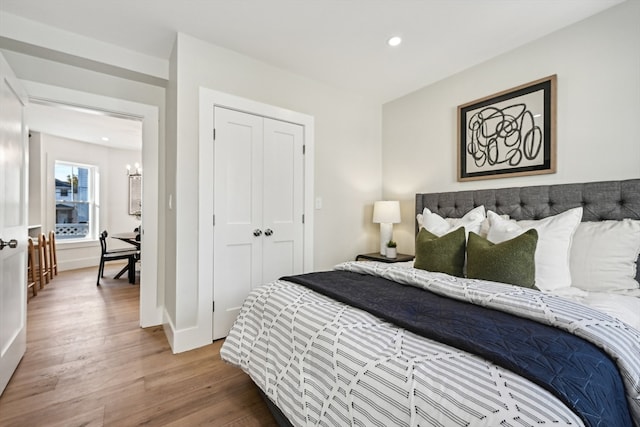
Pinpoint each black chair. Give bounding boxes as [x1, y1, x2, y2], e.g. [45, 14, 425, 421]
[97, 230, 140, 286]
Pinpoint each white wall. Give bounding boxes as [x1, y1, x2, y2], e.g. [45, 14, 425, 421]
[382, 0, 640, 253]
[27, 132, 44, 227]
[165, 33, 382, 351]
[106, 149, 144, 244]
[163, 41, 178, 328]
[30, 132, 142, 271]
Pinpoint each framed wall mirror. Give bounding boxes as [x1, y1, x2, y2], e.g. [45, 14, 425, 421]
[129, 174, 142, 216]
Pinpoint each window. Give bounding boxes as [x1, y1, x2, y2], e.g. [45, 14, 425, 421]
[54, 162, 98, 240]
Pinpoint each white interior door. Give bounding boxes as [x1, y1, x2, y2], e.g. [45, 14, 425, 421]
[213, 107, 263, 339]
[262, 119, 304, 283]
[0, 53, 28, 395]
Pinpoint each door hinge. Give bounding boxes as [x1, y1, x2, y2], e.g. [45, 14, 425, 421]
[213, 128, 216, 141]
[213, 214, 215, 226]
[303, 144, 306, 155]
[212, 301, 215, 312]
[302, 214, 305, 224]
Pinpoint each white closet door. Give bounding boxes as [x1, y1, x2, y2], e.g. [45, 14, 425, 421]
[212, 106, 306, 340]
[213, 107, 263, 340]
[262, 119, 304, 283]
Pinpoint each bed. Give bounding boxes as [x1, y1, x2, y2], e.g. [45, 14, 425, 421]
[220, 179, 640, 427]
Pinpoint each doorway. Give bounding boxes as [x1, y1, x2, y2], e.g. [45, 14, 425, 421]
[23, 81, 162, 327]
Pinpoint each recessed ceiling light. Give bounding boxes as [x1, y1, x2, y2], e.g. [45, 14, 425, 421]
[387, 36, 402, 47]
[101, 137, 109, 141]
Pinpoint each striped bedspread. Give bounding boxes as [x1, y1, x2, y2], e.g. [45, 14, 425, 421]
[221, 261, 640, 427]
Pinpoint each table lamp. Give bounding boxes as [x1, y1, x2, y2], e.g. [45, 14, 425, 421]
[373, 201, 401, 255]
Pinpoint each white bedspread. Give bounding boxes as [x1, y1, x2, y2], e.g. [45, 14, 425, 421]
[221, 262, 640, 427]
[568, 291, 640, 330]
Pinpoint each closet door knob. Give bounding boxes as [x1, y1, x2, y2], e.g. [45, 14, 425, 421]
[264, 229, 273, 236]
[253, 229, 262, 237]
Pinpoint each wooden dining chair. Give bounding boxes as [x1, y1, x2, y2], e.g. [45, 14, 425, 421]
[27, 237, 38, 299]
[48, 230, 58, 276]
[38, 233, 52, 285]
[32, 237, 46, 290]
[97, 230, 139, 286]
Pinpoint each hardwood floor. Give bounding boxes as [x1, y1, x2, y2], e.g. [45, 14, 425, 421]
[0, 265, 278, 427]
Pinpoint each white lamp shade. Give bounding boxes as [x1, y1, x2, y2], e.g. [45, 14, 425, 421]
[373, 201, 401, 224]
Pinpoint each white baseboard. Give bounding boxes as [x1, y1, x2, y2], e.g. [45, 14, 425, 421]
[162, 311, 175, 352]
[58, 258, 99, 272]
[162, 307, 212, 354]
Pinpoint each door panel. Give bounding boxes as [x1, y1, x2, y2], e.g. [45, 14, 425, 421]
[225, 122, 255, 225]
[263, 240, 295, 286]
[0, 52, 28, 396]
[262, 119, 304, 283]
[1, 253, 25, 345]
[214, 243, 254, 337]
[213, 107, 263, 340]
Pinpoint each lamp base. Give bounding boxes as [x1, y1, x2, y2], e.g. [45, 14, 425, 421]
[379, 223, 393, 256]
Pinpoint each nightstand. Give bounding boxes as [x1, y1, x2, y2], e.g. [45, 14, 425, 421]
[355, 252, 415, 263]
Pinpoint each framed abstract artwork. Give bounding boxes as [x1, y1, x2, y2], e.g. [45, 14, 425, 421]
[457, 75, 557, 182]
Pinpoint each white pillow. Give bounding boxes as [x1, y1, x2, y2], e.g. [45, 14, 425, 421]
[569, 220, 640, 293]
[486, 207, 583, 291]
[417, 205, 485, 237]
[478, 213, 509, 237]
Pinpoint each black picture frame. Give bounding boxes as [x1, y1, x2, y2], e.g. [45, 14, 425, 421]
[457, 75, 557, 182]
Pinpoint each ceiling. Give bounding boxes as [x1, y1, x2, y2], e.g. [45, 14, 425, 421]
[1, 0, 626, 150]
[27, 102, 143, 151]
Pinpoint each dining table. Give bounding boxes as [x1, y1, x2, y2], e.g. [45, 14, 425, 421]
[110, 232, 140, 283]
[111, 232, 140, 249]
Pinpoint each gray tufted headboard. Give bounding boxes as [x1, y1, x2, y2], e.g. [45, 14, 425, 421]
[416, 179, 640, 280]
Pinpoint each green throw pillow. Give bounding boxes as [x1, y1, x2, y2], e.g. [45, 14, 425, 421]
[414, 227, 466, 277]
[466, 229, 538, 288]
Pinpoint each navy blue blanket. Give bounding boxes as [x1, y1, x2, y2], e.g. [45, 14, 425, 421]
[282, 270, 633, 427]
